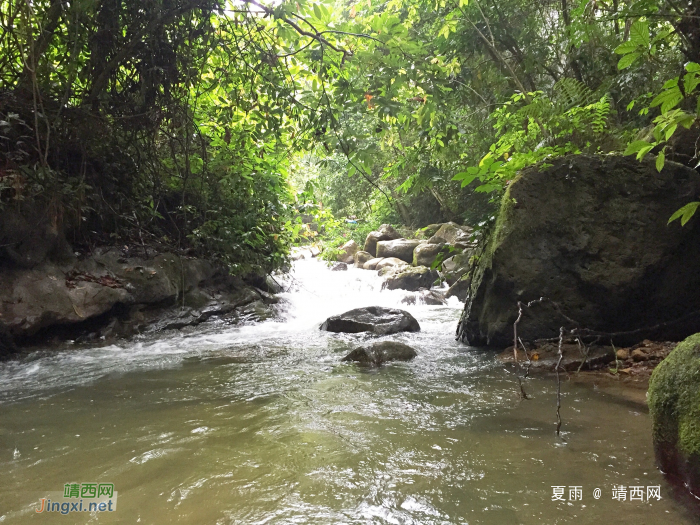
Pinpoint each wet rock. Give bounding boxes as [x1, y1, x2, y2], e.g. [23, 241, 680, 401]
[413, 242, 449, 267]
[382, 266, 438, 292]
[376, 257, 408, 272]
[291, 250, 308, 261]
[320, 306, 420, 335]
[342, 341, 417, 366]
[331, 262, 348, 271]
[309, 246, 321, 257]
[0, 326, 17, 359]
[648, 333, 700, 498]
[445, 278, 470, 302]
[401, 289, 446, 306]
[376, 239, 423, 264]
[245, 273, 283, 294]
[442, 251, 474, 285]
[337, 240, 358, 264]
[0, 248, 276, 352]
[459, 154, 700, 347]
[354, 250, 373, 268]
[364, 257, 385, 270]
[364, 224, 401, 257]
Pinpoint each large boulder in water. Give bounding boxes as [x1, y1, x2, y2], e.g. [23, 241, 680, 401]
[457, 154, 700, 347]
[648, 333, 700, 499]
[320, 306, 420, 335]
[364, 224, 401, 256]
[336, 240, 358, 264]
[382, 266, 438, 291]
[342, 341, 417, 366]
[376, 239, 423, 264]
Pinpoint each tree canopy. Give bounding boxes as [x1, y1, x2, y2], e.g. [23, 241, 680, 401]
[1, 0, 698, 273]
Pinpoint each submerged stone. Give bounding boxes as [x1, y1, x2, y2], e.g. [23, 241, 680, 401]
[342, 341, 417, 366]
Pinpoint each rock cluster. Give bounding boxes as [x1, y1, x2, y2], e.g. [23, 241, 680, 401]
[328, 222, 475, 296]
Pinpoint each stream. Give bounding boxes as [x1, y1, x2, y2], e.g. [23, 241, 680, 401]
[0, 259, 696, 524]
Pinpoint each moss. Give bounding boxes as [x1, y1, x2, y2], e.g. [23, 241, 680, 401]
[649, 333, 700, 457]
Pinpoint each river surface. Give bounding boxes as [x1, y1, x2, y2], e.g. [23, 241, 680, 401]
[0, 259, 696, 524]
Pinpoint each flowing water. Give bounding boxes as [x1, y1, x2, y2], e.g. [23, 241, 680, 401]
[0, 259, 696, 524]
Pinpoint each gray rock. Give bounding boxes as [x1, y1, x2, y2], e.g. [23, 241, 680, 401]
[417, 224, 443, 239]
[401, 289, 446, 306]
[364, 257, 385, 270]
[0, 248, 273, 350]
[337, 240, 358, 264]
[375, 257, 408, 272]
[382, 266, 438, 292]
[354, 251, 373, 268]
[445, 278, 470, 302]
[442, 251, 474, 285]
[458, 154, 700, 347]
[376, 238, 423, 263]
[364, 224, 401, 256]
[428, 222, 473, 245]
[413, 242, 449, 267]
[331, 262, 348, 271]
[320, 306, 420, 335]
[342, 341, 417, 366]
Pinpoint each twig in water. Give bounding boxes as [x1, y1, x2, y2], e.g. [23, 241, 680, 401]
[555, 326, 565, 437]
[513, 301, 530, 399]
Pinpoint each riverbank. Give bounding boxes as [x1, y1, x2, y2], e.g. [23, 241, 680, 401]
[498, 339, 676, 406]
[0, 245, 282, 359]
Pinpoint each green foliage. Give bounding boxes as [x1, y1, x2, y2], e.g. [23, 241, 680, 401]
[453, 82, 614, 193]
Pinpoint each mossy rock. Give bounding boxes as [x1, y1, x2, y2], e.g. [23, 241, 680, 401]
[648, 333, 700, 498]
[457, 154, 700, 346]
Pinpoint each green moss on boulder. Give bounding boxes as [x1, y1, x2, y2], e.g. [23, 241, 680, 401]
[648, 333, 700, 497]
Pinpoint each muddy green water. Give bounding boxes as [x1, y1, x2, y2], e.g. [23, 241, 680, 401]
[0, 260, 696, 524]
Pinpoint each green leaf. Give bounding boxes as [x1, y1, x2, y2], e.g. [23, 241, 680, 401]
[614, 41, 640, 55]
[623, 140, 652, 155]
[655, 150, 665, 172]
[629, 20, 649, 47]
[651, 87, 683, 113]
[686, 62, 700, 73]
[635, 144, 654, 160]
[626, 100, 635, 111]
[617, 52, 642, 70]
[668, 201, 700, 226]
[460, 175, 478, 187]
[664, 123, 677, 141]
[313, 3, 322, 19]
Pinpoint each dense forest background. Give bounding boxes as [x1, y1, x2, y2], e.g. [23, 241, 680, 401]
[1, 0, 698, 275]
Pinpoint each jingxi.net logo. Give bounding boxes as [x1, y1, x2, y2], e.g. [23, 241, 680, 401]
[36, 483, 117, 515]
